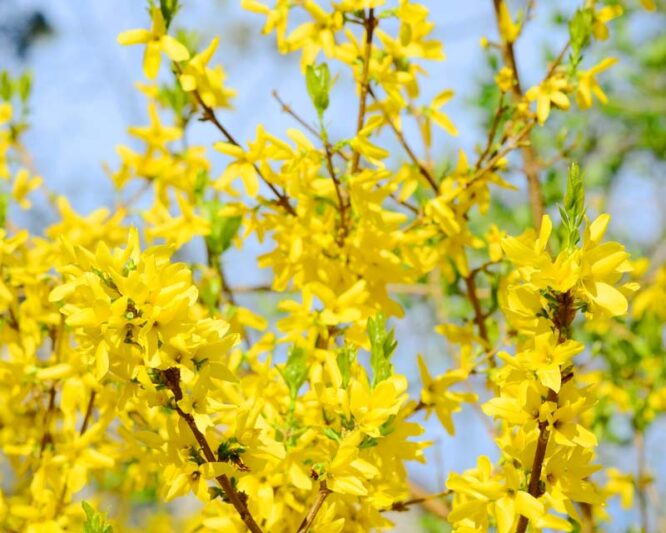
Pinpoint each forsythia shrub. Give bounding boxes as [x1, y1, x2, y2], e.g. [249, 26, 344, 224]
[0, 0, 664, 532]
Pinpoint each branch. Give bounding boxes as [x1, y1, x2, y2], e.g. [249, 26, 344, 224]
[351, 8, 377, 174]
[272, 90, 349, 243]
[463, 271, 491, 359]
[79, 390, 96, 435]
[515, 291, 576, 533]
[272, 90, 319, 138]
[368, 86, 438, 192]
[296, 481, 332, 533]
[163, 368, 263, 533]
[384, 488, 450, 516]
[490, 0, 545, 229]
[174, 65, 296, 216]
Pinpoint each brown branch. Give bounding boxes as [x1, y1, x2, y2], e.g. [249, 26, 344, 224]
[384, 489, 450, 514]
[79, 390, 96, 435]
[174, 65, 295, 216]
[463, 272, 491, 357]
[389, 192, 419, 214]
[163, 368, 263, 533]
[39, 386, 56, 456]
[368, 86, 438, 192]
[491, 0, 545, 229]
[272, 90, 349, 243]
[516, 291, 576, 533]
[296, 481, 332, 533]
[272, 90, 319, 138]
[351, 8, 377, 174]
[475, 93, 507, 170]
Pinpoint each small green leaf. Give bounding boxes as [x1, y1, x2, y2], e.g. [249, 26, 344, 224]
[82, 501, 113, 533]
[0, 193, 8, 228]
[203, 200, 242, 255]
[367, 313, 397, 387]
[280, 346, 308, 402]
[569, 8, 593, 70]
[305, 63, 331, 117]
[217, 437, 246, 463]
[559, 162, 586, 249]
[0, 71, 12, 101]
[18, 71, 32, 103]
[159, 0, 181, 29]
[322, 427, 342, 442]
[336, 345, 356, 389]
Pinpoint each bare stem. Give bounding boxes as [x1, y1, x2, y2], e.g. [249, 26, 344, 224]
[79, 390, 96, 435]
[463, 270, 494, 367]
[490, 0, 545, 228]
[174, 65, 295, 216]
[368, 86, 438, 192]
[351, 8, 377, 174]
[296, 481, 332, 533]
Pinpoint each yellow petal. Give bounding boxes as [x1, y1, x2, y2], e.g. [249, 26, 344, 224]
[591, 281, 627, 316]
[117, 29, 151, 45]
[161, 35, 190, 62]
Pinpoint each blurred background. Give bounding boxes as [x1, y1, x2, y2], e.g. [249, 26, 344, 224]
[1, 0, 664, 531]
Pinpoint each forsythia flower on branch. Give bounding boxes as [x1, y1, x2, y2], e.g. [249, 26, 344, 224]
[0, 0, 663, 531]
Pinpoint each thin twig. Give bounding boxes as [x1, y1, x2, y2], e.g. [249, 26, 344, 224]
[351, 8, 377, 174]
[384, 489, 450, 513]
[475, 93, 507, 170]
[463, 271, 492, 361]
[163, 368, 263, 533]
[174, 65, 296, 216]
[272, 90, 319, 138]
[368, 86, 438, 192]
[636, 430, 649, 533]
[296, 481, 332, 533]
[491, 0, 545, 228]
[515, 292, 576, 533]
[79, 390, 96, 435]
[272, 90, 349, 244]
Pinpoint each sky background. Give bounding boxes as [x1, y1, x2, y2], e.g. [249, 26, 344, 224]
[1, 0, 664, 531]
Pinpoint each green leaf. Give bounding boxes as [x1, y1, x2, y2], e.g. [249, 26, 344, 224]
[0, 71, 12, 101]
[322, 427, 342, 442]
[559, 162, 586, 250]
[18, 71, 32, 103]
[569, 8, 593, 70]
[82, 501, 113, 533]
[336, 345, 356, 389]
[367, 313, 397, 387]
[159, 0, 181, 29]
[217, 437, 246, 463]
[0, 193, 8, 228]
[305, 63, 331, 117]
[280, 346, 308, 403]
[203, 200, 242, 256]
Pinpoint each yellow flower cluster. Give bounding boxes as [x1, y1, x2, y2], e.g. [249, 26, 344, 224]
[0, 0, 661, 531]
[447, 213, 633, 532]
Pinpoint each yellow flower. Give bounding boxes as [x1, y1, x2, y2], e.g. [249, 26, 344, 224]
[495, 66, 515, 93]
[417, 355, 477, 435]
[497, 0, 521, 43]
[593, 5, 623, 41]
[11, 168, 42, 209]
[128, 103, 182, 149]
[526, 73, 571, 124]
[117, 7, 190, 79]
[178, 37, 236, 109]
[576, 57, 618, 109]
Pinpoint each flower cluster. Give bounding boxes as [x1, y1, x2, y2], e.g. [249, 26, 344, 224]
[0, 0, 662, 531]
